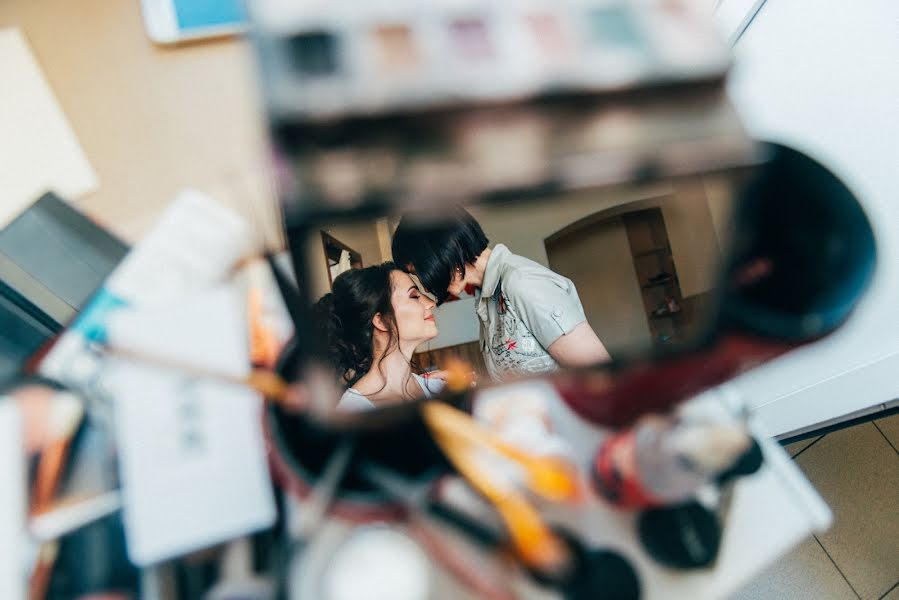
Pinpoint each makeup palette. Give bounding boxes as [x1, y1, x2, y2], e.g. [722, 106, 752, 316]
[251, 0, 756, 220]
[250, 0, 731, 120]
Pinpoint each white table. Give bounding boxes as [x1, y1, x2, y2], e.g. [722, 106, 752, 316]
[480, 380, 831, 599]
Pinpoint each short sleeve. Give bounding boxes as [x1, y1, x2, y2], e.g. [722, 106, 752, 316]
[337, 390, 376, 411]
[417, 374, 446, 398]
[503, 270, 587, 351]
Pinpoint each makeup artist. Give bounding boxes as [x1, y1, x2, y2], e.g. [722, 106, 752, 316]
[312, 262, 446, 410]
[392, 206, 611, 382]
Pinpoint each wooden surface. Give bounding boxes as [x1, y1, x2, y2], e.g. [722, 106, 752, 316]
[415, 341, 487, 376]
[0, 0, 283, 248]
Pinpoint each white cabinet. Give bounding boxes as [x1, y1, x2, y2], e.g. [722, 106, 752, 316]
[721, 0, 899, 435]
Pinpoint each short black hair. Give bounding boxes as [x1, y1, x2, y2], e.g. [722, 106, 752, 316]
[391, 206, 489, 304]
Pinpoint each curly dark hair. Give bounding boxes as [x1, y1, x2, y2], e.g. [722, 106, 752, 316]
[311, 262, 405, 389]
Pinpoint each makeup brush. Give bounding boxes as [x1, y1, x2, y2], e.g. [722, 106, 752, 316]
[29, 392, 83, 600]
[361, 464, 505, 549]
[99, 345, 291, 406]
[247, 276, 281, 369]
[440, 357, 478, 393]
[421, 401, 579, 502]
[264, 252, 304, 335]
[30, 392, 83, 512]
[30, 491, 122, 543]
[291, 440, 354, 540]
[29, 542, 59, 600]
[361, 464, 517, 600]
[429, 428, 570, 575]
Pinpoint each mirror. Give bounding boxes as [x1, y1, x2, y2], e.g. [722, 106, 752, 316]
[265, 70, 758, 400]
[290, 173, 739, 383]
[267, 141, 876, 512]
[247, 1, 878, 593]
[251, 0, 876, 531]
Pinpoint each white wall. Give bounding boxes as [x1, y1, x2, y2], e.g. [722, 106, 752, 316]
[721, 0, 899, 435]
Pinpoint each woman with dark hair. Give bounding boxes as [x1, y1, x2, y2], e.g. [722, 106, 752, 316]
[312, 262, 444, 410]
[392, 207, 610, 382]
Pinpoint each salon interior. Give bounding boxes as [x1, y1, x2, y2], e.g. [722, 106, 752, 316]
[1, 1, 897, 599]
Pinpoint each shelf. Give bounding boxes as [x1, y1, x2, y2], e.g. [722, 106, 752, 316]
[641, 278, 675, 289]
[633, 246, 670, 259]
[650, 310, 682, 319]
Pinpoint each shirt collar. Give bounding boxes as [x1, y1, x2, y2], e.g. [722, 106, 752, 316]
[476, 244, 509, 320]
[481, 244, 509, 298]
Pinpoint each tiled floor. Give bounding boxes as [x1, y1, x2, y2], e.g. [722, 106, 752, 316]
[730, 412, 899, 600]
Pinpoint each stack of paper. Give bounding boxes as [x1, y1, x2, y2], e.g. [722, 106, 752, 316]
[39, 190, 275, 566]
[0, 28, 98, 228]
[0, 401, 25, 599]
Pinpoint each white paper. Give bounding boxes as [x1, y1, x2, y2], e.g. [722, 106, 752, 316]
[104, 190, 252, 306]
[108, 286, 275, 566]
[40, 190, 252, 384]
[38, 192, 274, 566]
[112, 365, 274, 565]
[106, 285, 250, 377]
[0, 28, 98, 227]
[0, 400, 26, 600]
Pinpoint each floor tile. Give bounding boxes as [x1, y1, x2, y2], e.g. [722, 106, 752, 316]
[783, 435, 823, 458]
[796, 423, 899, 600]
[881, 582, 899, 600]
[874, 413, 899, 454]
[728, 536, 857, 600]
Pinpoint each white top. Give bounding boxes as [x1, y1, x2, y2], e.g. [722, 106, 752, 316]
[337, 374, 446, 411]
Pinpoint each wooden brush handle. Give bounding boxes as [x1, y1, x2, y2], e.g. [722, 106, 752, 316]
[431, 430, 568, 572]
[422, 402, 578, 501]
[102, 346, 290, 404]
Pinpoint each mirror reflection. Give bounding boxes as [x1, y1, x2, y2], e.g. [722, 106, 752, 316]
[291, 174, 737, 410]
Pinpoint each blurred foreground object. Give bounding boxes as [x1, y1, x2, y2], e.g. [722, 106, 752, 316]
[38, 191, 276, 567]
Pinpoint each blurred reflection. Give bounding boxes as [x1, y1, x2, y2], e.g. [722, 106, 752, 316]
[290, 172, 737, 401]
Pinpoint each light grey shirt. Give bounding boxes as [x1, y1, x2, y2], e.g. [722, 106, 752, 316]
[476, 244, 588, 382]
[337, 373, 445, 411]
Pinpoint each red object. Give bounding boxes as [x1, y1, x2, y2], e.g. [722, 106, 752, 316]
[666, 296, 679, 313]
[592, 429, 663, 508]
[555, 334, 792, 428]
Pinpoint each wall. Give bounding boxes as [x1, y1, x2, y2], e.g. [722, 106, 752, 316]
[703, 176, 737, 256]
[425, 179, 726, 350]
[472, 180, 723, 298]
[471, 185, 664, 267]
[661, 179, 722, 298]
[721, 0, 899, 435]
[306, 221, 384, 300]
[546, 216, 652, 355]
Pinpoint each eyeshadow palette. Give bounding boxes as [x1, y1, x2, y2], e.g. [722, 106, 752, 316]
[250, 0, 731, 121]
[249, 0, 755, 214]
